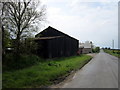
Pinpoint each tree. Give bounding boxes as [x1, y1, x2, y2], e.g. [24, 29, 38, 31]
[1, 0, 46, 55]
[1, 2, 7, 55]
[20, 38, 38, 54]
[92, 47, 100, 53]
[105, 47, 107, 49]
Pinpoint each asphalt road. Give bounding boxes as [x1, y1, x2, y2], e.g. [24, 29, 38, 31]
[62, 50, 118, 88]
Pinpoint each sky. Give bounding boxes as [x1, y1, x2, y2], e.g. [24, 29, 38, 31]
[38, 0, 119, 49]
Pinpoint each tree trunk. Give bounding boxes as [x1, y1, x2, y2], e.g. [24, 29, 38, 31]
[2, 26, 5, 55]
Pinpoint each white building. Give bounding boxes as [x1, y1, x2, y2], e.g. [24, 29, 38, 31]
[79, 41, 93, 54]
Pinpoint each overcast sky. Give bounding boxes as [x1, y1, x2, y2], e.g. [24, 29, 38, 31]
[39, 0, 118, 49]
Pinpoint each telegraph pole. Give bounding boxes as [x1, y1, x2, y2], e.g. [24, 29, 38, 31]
[112, 40, 114, 53]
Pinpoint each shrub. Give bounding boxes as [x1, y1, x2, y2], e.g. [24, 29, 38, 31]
[3, 53, 42, 71]
[92, 47, 100, 53]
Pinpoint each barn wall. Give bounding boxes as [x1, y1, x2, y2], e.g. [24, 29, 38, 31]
[47, 37, 64, 58]
[35, 40, 49, 58]
[46, 36, 79, 58]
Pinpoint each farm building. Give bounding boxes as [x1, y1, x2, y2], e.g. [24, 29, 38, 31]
[79, 41, 93, 54]
[35, 26, 79, 58]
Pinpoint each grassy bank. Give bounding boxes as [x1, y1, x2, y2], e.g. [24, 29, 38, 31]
[3, 55, 92, 88]
[104, 49, 120, 58]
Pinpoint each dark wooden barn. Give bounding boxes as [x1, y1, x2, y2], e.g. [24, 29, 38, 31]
[35, 26, 79, 58]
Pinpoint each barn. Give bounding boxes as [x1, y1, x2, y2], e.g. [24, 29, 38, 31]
[35, 26, 79, 58]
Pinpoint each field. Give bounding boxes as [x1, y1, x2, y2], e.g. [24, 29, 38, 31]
[3, 55, 92, 88]
[104, 49, 120, 58]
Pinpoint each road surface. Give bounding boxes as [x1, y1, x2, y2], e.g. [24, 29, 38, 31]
[62, 50, 118, 88]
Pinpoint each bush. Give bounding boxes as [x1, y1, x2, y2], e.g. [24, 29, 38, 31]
[3, 53, 42, 71]
[92, 47, 100, 53]
[20, 38, 38, 54]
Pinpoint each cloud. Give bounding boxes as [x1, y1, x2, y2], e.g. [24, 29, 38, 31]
[40, 0, 118, 48]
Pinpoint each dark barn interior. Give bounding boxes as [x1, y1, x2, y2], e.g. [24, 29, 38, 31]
[35, 26, 79, 58]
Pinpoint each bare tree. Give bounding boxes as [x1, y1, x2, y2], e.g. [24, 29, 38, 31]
[0, 2, 8, 55]
[1, 0, 46, 55]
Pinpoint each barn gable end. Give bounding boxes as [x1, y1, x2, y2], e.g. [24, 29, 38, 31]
[35, 26, 79, 58]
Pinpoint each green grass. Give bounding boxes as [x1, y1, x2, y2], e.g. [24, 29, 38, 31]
[104, 49, 120, 58]
[3, 55, 92, 88]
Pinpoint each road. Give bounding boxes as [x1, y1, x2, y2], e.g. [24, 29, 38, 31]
[62, 50, 118, 88]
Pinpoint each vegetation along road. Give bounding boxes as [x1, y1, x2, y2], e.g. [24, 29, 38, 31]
[62, 49, 118, 88]
[3, 55, 92, 88]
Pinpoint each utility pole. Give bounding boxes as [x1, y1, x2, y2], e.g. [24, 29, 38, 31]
[112, 40, 114, 53]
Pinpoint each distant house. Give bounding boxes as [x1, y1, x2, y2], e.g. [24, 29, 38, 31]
[35, 26, 79, 58]
[79, 41, 93, 54]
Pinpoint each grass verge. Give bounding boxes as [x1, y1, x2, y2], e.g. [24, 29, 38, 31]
[3, 55, 92, 88]
[104, 49, 120, 58]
